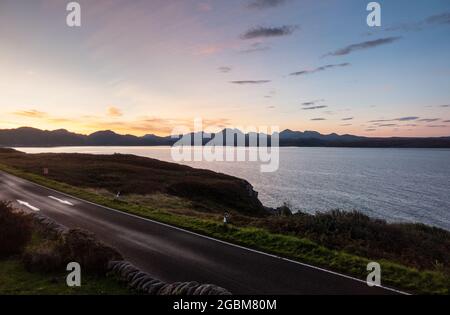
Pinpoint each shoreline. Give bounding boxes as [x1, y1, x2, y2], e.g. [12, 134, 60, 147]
[0, 149, 449, 294]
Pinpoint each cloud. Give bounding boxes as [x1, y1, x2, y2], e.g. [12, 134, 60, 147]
[218, 66, 232, 73]
[301, 99, 325, 106]
[425, 12, 450, 25]
[340, 124, 352, 126]
[290, 63, 350, 76]
[323, 37, 402, 57]
[83, 117, 232, 136]
[247, 0, 288, 9]
[310, 118, 326, 121]
[301, 105, 328, 110]
[378, 124, 398, 127]
[440, 105, 450, 108]
[369, 116, 419, 123]
[397, 116, 419, 121]
[427, 125, 448, 128]
[195, 44, 223, 56]
[107, 106, 123, 117]
[230, 80, 271, 84]
[385, 12, 450, 32]
[239, 42, 271, 53]
[341, 117, 354, 121]
[443, 120, 450, 123]
[419, 118, 440, 123]
[13, 109, 48, 118]
[241, 25, 297, 39]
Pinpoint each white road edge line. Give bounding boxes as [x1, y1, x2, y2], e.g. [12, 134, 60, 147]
[4, 171, 408, 295]
[48, 195, 74, 206]
[16, 199, 40, 212]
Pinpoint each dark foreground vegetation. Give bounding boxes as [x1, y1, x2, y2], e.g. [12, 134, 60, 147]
[0, 201, 128, 295]
[254, 210, 450, 273]
[1, 148, 449, 294]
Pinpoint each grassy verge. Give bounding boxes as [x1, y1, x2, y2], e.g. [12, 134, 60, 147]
[1, 163, 449, 295]
[0, 259, 129, 295]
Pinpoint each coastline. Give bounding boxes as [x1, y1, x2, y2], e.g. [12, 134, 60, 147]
[0, 149, 449, 294]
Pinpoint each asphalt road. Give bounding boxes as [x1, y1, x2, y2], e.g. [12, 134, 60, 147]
[0, 170, 404, 295]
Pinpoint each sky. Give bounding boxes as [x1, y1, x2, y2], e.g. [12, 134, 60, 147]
[0, 0, 449, 137]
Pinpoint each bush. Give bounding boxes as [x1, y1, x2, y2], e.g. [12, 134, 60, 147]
[22, 228, 123, 275]
[63, 229, 123, 275]
[0, 201, 32, 258]
[258, 210, 450, 272]
[22, 240, 65, 273]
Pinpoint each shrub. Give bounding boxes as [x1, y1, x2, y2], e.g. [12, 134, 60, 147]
[63, 228, 123, 275]
[22, 228, 123, 275]
[22, 240, 65, 273]
[0, 201, 32, 258]
[258, 210, 450, 272]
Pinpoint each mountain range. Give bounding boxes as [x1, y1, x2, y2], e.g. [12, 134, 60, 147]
[0, 127, 449, 148]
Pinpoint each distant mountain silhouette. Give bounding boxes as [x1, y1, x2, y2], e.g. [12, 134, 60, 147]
[0, 127, 449, 148]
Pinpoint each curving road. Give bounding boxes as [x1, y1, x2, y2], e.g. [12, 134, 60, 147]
[0, 171, 405, 295]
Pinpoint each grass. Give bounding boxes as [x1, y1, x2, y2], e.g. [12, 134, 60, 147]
[0, 200, 130, 295]
[0, 150, 266, 216]
[1, 162, 449, 295]
[0, 259, 129, 295]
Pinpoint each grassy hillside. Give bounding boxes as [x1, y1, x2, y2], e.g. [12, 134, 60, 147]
[0, 148, 265, 216]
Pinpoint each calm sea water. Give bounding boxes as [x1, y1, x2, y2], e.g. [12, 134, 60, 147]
[15, 147, 450, 230]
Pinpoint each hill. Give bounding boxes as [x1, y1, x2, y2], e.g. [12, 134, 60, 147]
[0, 127, 449, 148]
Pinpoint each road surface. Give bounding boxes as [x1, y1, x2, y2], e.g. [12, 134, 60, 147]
[0, 170, 404, 295]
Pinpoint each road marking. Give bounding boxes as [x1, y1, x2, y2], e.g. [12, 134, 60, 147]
[48, 196, 74, 206]
[16, 200, 40, 212]
[2, 171, 408, 295]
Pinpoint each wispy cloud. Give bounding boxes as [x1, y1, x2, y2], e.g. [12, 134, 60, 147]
[13, 109, 48, 118]
[341, 117, 354, 121]
[301, 99, 325, 106]
[397, 116, 420, 121]
[301, 105, 328, 110]
[230, 80, 271, 85]
[241, 25, 297, 39]
[247, 0, 289, 10]
[323, 37, 402, 57]
[290, 63, 350, 76]
[218, 66, 232, 73]
[239, 42, 271, 54]
[427, 125, 448, 128]
[440, 105, 450, 108]
[107, 106, 123, 117]
[369, 116, 420, 123]
[419, 118, 440, 123]
[384, 12, 450, 32]
[378, 123, 398, 127]
[426, 12, 450, 25]
[310, 118, 326, 121]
